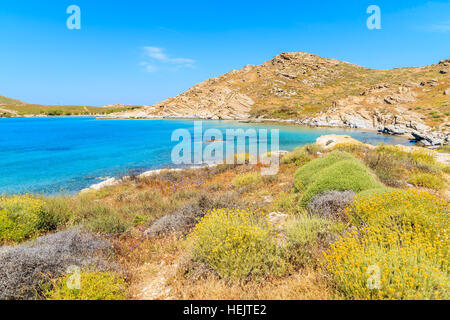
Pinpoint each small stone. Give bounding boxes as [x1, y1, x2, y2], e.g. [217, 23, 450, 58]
[267, 212, 289, 227]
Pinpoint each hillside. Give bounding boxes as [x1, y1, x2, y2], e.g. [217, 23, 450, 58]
[0, 95, 142, 117]
[109, 52, 450, 145]
[0, 95, 26, 106]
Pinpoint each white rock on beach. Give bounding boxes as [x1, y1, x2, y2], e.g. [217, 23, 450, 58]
[80, 177, 121, 193]
[315, 135, 373, 150]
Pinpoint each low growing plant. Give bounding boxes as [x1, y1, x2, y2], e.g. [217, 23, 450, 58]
[324, 190, 449, 300]
[46, 271, 126, 300]
[294, 151, 354, 192]
[408, 172, 445, 190]
[299, 158, 382, 207]
[281, 144, 321, 166]
[232, 172, 261, 189]
[285, 216, 345, 267]
[189, 208, 287, 281]
[0, 195, 50, 243]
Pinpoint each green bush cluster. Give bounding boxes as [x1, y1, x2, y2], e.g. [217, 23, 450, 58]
[294, 152, 382, 207]
[293, 151, 353, 191]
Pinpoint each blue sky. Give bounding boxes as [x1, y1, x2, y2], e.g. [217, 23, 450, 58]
[0, 0, 449, 106]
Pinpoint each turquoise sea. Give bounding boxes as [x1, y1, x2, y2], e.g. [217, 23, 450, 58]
[0, 117, 413, 194]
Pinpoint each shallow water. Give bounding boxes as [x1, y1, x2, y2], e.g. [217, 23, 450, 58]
[0, 117, 413, 194]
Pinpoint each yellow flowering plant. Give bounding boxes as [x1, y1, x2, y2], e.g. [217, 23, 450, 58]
[45, 271, 126, 300]
[323, 190, 449, 300]
[0, 195, 47, 243]
[189, 208, 288, 281]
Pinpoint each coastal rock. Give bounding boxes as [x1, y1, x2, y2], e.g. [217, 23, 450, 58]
[411, 132, 445, 146]
[80, 177, 121, 193]
[380, 125, 407, 135]
[315, 135, 371, 150]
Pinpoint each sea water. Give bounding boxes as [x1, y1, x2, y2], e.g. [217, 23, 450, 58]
[0, 117, 413, 194]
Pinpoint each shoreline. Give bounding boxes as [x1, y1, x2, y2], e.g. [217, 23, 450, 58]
[79, 163, 224, 194]
[96, 114, 417, 138]
[97, 114, 448, 148]
[78, 132, 449, 195]
[3, 114, 443, 148]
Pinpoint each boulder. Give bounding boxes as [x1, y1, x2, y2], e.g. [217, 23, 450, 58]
[439, 59, 450, 67]
[315, 135, 371, 150]
[412, 132, 445, 146]
[420, 79, 438, 87]
[382, 125, 407, 135]
[407, 121, 430, 132]
[267, 212, 289, 227]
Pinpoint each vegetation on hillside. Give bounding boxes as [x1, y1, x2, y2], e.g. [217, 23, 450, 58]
[0, 94, 143, 118]
[0, 139, 448, 300]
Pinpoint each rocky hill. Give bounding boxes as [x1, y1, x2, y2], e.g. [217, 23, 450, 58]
[109, 52, 450, 146]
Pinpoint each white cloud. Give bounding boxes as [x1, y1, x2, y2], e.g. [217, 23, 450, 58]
[425, 21, 450, 32]
[139, 62, 158, 73]
[140, 47, 195, 72]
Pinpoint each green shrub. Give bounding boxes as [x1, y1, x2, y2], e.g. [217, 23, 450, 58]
[363, 151, 408, 187]
[375, 145, 410, 160]
[299, 158, 382, 207]
[274, 192, 301, 215]
[281, 147, 309, 165]
[190, 208, 287, 281]
[294, 151, 353, 191]
[0, 195, 51, 243]
[86, 211, 128, 235]
[410, 149, 437, 166]
[408, 172, 445, 190]
[50, 197, 129, 235]
[357, 187, 396, 199]
[281, 144, 321, 166]
[285, 216, 345, 267]
[232, 172, 261, 189]
[42, 197, 73, 228]
[46, 271, 126, 300]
